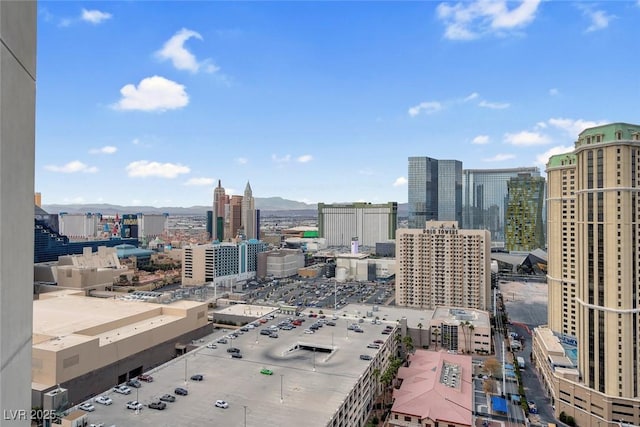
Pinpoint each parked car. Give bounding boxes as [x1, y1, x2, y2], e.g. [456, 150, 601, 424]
[190, 374, 204, 381]
[367, 343, 381, 349]
[94, 396, 112, 405]
[174, 387, 188, 396]
[260, 329, 272, 336]
[159, 394, 176, 403]
[126, 401, 143, 410]
[126, 379, 142, 388]
[269, 333, 279, 338]
[260, 368, 274, 375]
[138, 374, 154, 382]
[78, 403, 95, 412]
[148, 401, 167, 410]
[360, 354, 373, 361]
[113, 385, 131, 395]
[304, 329, 314, 334]
[373, 339, 384, 344]
[217, 338, 228, 344]
[206, 343, 217, 349]
[231, 353, 243, 359]
[227, 347, 240, 353]
[215, 400, 229, 409]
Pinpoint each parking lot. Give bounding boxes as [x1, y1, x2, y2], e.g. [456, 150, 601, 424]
[73, 310, 395, 427]
[244, 276, 395, 310]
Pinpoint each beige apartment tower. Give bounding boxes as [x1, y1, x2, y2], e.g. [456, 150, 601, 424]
[395, 221, 490, 310]
[543, 123, 640, 425]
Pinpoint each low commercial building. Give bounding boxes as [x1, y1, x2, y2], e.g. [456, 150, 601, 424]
[34, 246, 132, 291]
[72, 307, 398, 427]
[257, 248, 305, 279]
[32, 290, 209, 406]
[390, 350, 473, 427]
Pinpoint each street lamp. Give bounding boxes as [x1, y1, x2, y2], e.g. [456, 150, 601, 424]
[313, 348, 316, 371]
[243, 405, 247, 427]
[280, 374, 284, 403]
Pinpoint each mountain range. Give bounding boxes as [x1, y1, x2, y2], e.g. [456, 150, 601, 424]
[42, 198, 408, 217]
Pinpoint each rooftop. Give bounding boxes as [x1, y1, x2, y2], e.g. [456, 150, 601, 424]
[392, 350, 473, 425]
[76, 307, 397, 426]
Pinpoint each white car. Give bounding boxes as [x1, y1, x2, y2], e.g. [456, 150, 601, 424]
[206, 343, 217, 349]
[126, 401, 143, 410]
[113, 385, 131, 395]
[95, 396, 113, 405]
[78, 402, 95, 412]
[215, 400, 229, 409]
[304, 329, 314, 334]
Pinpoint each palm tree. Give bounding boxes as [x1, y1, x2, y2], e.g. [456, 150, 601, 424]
[460, 321, 470, 354]
[417, 323, 423, 349]
[403, 335, 414, 355]
[432, 327, 440, 350]
[468, 324, 475, 354]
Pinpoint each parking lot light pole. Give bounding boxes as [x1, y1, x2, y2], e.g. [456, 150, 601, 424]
[280, 374, 284, 403]
[243, 405, 247, 427]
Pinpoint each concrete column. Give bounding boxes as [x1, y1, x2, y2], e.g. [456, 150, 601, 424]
[0, 1, 36, 425]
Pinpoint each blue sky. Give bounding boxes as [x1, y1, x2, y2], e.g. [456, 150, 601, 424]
[36, 1, 640, 207]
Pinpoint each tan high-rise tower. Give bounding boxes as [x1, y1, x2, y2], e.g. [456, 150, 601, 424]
[544, 123, 640, 424]
[241, 181, 256, 240]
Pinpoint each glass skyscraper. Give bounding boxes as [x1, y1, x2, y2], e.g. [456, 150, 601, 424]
[462, 167, 540, 243]
[408, 157, 462, 228]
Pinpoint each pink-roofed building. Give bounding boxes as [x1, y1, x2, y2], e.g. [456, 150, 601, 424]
[389, 350, 473, 427]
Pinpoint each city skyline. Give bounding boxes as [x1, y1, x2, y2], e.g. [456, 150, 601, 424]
[36, 1, 640, 207]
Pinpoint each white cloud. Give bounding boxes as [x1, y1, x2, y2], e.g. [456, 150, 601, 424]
[113, 76, 188, 112]
[472, 135, 490, 145]
[436, 0, 541, 40]
[549, 88, 559, 96]
[358, 169, 374, 176]
[132, 138, 140, 145]
[393, 177, 408, 187]
[535, 145, 574, 167]
[184, 177, 214, 186]
[578, 5, 615, 32]
[45, 161, 98, 173]
[483, 153, 516, 162]
[464, 92, 479, 102]
[81, 9, 112, 24]
[126, 160, 190, 178]
[271, 154, 291, 163]
[547, 118, 608, 137]
[235, 157, 248, 165]
[156, 28, 219, 73]
[479, 100, 510, 109]
[297, 154, 313, 163]
[504, 130, 551, 146]
[89, 145, 117, 155]
[408, 101, 443, 117]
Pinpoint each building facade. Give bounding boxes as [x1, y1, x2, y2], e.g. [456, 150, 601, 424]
[396, 221, 490, 310]
[537, 122, 640, 425]
[182, 240, 268, 286]
[462, 167, 541, 244]
[318, 202, 398, 248]
[408, 157, 462, 228]
[59, 213, 102, 241]
[257, 249, 306, 279]
[504, 173, 546, 252]
[0, 2, 37, 421]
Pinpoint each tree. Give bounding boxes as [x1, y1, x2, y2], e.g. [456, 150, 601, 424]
[417, 323, 423, 349]
[432, 327, 440, 350]
[403, 336, 414, 354]
[468, 324, 475, 354]
[482, 378, 497, 393]
[483, 357, 501, 377]
[460, 321, 469, 354]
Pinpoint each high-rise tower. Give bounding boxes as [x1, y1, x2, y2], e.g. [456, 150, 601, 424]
[241, 182, 257, 240]
[213, 180, 227, 241]
[408, 157, 462, 228]
[504, 173, 545, 252]
[543, 122, 640, 425]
